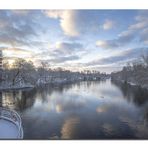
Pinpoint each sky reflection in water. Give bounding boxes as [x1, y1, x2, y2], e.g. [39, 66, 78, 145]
[1, 80, 148, 139]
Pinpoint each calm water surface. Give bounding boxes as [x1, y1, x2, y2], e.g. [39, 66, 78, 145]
[1, 79, 148, 139]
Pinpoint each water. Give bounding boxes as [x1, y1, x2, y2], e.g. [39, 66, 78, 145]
[0, 79, 148, 139]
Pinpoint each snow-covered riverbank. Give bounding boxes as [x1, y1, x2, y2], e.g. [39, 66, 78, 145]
[111, 78, 148, 90]
[0, 77, 109, 91]
[0, 83, 34, 91]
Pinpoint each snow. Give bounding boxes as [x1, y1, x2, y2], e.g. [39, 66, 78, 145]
[0, 83, 34, 90]
[0, 119, 19, 139]
[128, 82, 137, 86]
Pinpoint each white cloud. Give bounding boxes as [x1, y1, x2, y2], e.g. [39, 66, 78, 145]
[11, 10, 30, 16]
[103, 19, 115, 30]
[96, 40, 108, 48]
[129, 21, 147, 30]
[56, 41, 82, 50]
[0, 10, 38, 47]
[45, 10, 80, 36]
[86, 47, 147, 66]
[45, 10, 102, 37]
[96, 11, 148, 49]
[50, 41, 83, 62]
[44, 10, 64, 19]
[96, 40, 119, 49]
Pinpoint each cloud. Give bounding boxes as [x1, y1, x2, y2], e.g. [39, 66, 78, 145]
[55, 41, 83, 54]
[1, 47, 31, 52]
[0, 10, 41, 47]
[131, 10, 148, 30]
[44, 10, 64, 19]
[139, 27, 148, 44]
[96, 40, 119, 49]
[86, 47, 147, 66]
[45, 10, 80, 36]
[33, 48, 81, 64]
[103, 19, 115, 30]
[1, 47, 33, 59]
[44, 42, 83, 63]
[38, 41, 84, 64]
[45, 10, 101, 37]
[96, 10, 148, 49]
[49, 55, 80, 63]
[11, 10, 30, 16]
[56, 42, 82, 49]
[60, 11, 81, 36]
[96, 29, 136, 49]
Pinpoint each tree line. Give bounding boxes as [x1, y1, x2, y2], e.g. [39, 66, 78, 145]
[0, 59, 107, 88]
[111, 53, 148, 88]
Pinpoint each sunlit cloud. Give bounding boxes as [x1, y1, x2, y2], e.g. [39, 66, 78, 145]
[96, 40, 118, 49]
[103, 19, 115, 30]
[45, 10, 102, 37]
[45, 10, 80, 36]
[0, 10, 148, 73]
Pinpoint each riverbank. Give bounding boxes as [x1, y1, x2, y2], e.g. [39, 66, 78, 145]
[0, 84, 34, 91]
[111, 78, 148, 90]
[0, 77, 108, 91]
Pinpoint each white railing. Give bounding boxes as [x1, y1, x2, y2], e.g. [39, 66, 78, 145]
[0, 107, 23, 139]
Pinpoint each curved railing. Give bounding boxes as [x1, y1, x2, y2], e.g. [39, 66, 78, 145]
[0, 107, 23, 139]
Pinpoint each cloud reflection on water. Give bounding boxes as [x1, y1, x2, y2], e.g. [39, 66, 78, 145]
[1, 80, 148, 139]
[61, 116, 80, 139]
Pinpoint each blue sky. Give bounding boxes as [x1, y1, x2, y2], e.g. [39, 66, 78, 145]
[0, 10, 148, 73]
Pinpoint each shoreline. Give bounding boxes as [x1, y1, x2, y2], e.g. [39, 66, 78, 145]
[0, 85, 34, 91]
[111, 78, 148, 90]
[0, 78, 107, 91]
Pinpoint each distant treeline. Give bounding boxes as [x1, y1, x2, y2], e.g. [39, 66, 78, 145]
[111, 54, 148, 89]
[0, 59, 108, 88]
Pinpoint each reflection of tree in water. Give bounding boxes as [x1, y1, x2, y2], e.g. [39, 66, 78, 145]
[36, 83, 77, 102]
[1, 88, 37, 111]
[35, 81, 102, 104]
[0, 91, 2, 107]
[112, 80, 148, 132]
[143, 109, 148, 127]
[111, 80, 148, 106]
[15, 89, 37, 111]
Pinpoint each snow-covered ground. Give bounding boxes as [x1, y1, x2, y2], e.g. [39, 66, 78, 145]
[0, 84, 34, 90]
[112, 78, 148, 89]
[0, 119, 19, 139]
[0, 76, 109, 91]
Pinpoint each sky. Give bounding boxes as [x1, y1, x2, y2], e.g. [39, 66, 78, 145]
[0, 10, 148, 73]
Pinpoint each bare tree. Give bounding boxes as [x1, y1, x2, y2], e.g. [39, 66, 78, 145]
[142, 53, 148, 67]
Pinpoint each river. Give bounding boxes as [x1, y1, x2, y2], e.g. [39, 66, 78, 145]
[0, 79, 148, 139]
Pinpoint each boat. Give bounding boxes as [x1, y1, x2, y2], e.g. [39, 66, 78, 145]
[0, 107, 23, 139]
